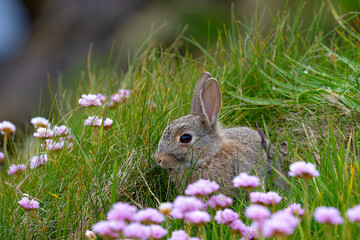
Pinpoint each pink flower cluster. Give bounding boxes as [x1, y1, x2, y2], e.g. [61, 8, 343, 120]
[346, 205, 360, 224]
[0, 120, 16, 135]
[31, 117, 51, 129]
[314, 206, 344, 225]
[92, 202, 167, 239]
[41, 138, 73, 152]
[262, 210, 299, 237]
[208, 193, 233, 209]
[84, 116, 113, 129]
[7, 164, 26, 175]
[78, 94, 105, 107]
[288, 161, 320, 179]
[170, 196, 210, 225]
[250, 191, 282, 206]
[185, 179, 219, 196]
[30, 154, 49, 169]
[0, 152, 5, 160]
[233, 173, 260, 189]
[109, 89, 131, 107]
[18, 197, 39, 210]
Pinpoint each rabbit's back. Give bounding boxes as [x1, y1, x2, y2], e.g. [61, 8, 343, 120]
[223, 127, 281, 181]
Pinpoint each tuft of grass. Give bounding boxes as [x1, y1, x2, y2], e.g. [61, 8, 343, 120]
[1, 1, 360, 239]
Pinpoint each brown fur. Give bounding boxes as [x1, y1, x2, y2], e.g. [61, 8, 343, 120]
[155, 72, 287, 195]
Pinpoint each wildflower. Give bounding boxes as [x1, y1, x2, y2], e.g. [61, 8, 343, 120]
[243, 225, 258, 240]
[184, 211, 211, 225]
[118, 89, 131, 98]
[215, 209, 239, 225]
[262, 210, 299, 238]
[228, 219, 247, 235]
[169, 230, 189, 240]
[185, 179, 220, 196]
[84, 116, 113, 129]
[149, 225, 168, 239]
[92, 221, 119, 239]
[314, 206, 344, 225]
[53, 125, 71, 137]
[250, 191, 282, 206]
[29, 154, 48, 169]
[208, 193, 233, 209]
[233, 173, 260, 189]
[0, 152, 4, 160]
[245, 204, 271, 222]
[18, 197, 39, 210]
[31, 117, 51, 129]
[0, 121, 16, 135]
[78, 94, 103, 107]
[97, 93, 106, 103]
[109, 93, 122, 107]
[288, 161, 320, 179]
[107, 202, 137, 222]
[159, 202, 173, 215]
[85, 230, 97, 240]
[285, 203, 305, 217]
[7, 164, 26, 175]
[123, 223, 150, 240]
[34, 127, 53, 139]
[346, 205, 360, 224]
[170, 196, 204, 219]
[135, 208, 164, 224]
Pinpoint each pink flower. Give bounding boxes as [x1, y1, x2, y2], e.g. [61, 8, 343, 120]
[159, 202, 173, 215]
[208, 193, 233, 209]
[97, 93, 106, 103]
[18, 197, 39, 210]
[31, 117, 51, 129]
[285, 203, 305, 217]
[170, 196, 204, 219]
[85, 230, 97, 240]
[314, 206, 344, 225]
[0, 121, 16, 135]
[262, 210, 299, 238]
[109, 93, 122, 107]
[41, 139, 64, 151]
[118, 89, 131, 98]
[233, 173, 260, 189]
[53, 125, 71, 137]
[243, 225, 258, 239]
[169, 230, 188, 240]
[7, 164, 26, 175]
[84, 116, 113, 129]
[123, 223, 150, 240]
[185, 179, 220, 196]
[92, 221, 119, 239]
[149, 225, 168, 239]
[184, 211, 211, 225]
[245, 204, 271, 222]
[107, 202, 137, 222]
[78, 94, 103, 107]
[347, 205, 360, 223]
[0, 152, 4, 160]
[288, 161, 320, 179]
[135, 208, 164, 224]
[34, 127, 53, 139]
[250, 191, 282, 206]
[29, 154, 48, 169]
[215, 209, 239, 225]
[228, 219, 247, 235]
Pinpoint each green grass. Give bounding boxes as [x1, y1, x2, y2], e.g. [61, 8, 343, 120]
[1, 1, 360, 239]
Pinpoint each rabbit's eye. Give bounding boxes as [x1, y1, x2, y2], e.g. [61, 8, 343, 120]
[180, 134, 192, 143]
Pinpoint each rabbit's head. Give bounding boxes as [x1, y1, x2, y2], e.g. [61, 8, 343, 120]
[155, 72, 224, 172]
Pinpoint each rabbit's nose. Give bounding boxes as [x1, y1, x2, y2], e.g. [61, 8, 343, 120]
[154, 153, 163, 164]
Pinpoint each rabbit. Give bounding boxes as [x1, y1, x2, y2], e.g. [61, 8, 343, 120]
[154, 72, 287, 195]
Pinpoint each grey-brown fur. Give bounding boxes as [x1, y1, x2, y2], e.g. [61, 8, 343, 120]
[155, 72, 286, 195]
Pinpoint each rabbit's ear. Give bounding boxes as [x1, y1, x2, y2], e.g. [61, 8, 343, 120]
[191, 72, 212, 114]
[200, 78, 222, 126]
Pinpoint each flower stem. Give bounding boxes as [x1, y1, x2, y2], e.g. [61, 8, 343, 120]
[303, 180, 310, 239]
[3, 134, 8, 161]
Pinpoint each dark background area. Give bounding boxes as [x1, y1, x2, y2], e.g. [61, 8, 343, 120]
[0, 0, 359, 127]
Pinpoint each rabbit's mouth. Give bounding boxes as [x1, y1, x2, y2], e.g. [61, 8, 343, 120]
[154, 152, 191, 170]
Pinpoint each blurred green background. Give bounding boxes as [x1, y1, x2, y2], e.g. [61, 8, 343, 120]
[0, 0, 359, 127]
